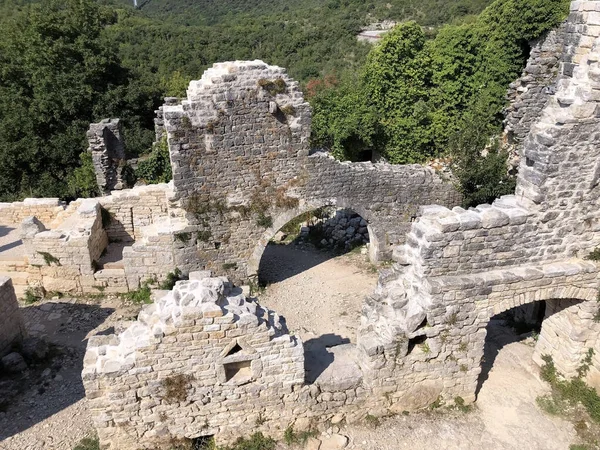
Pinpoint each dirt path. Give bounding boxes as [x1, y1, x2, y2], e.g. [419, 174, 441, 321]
[257, 243, 377, 345]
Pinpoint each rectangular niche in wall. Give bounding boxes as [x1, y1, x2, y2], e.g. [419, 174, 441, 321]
[224, 360, 252, 383]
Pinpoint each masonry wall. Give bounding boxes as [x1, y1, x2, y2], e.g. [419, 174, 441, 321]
[359, 0, 600, 405]
[0, 277, 25, 357]
[161, 61, 459, 280]
[0, 198, 67, 228]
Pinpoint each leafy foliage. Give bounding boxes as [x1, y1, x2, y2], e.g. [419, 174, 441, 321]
[134, 136, 172, 184]
[310, 0, 569, 200]
[0, 0, 157, 201]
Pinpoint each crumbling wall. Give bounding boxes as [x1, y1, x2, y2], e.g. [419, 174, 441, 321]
[160, 61, 459, 279]
[0, 277, 25, 357]
[98, 183, 172, 243]
[359, 0, 600, 403]
[83, 273, 305, 448]
[87, 119, 127, 195]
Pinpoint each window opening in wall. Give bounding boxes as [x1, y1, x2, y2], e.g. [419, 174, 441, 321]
[226, 343, 243, 356]
[224, 360, 252, 383]
[407, 335, 428, 355]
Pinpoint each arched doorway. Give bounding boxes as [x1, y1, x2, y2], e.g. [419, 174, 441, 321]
[250, 206, 378, 384]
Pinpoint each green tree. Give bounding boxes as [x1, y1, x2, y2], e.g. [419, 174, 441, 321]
[309, 75, 378, 161]
[362, 22, 433, 163]
[0, 0, 156, 201]
[449, 96, 516, 207]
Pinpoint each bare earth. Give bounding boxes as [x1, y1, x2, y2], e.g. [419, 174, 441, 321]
[0, 244, 576, 450]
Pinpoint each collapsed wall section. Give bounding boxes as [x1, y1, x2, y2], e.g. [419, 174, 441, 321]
[87, 119, 127, 195]
[83, 273, 305, 449]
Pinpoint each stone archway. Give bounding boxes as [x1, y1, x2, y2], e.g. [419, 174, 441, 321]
[246, 199, 381, 276]
[158, 61, 460, 280]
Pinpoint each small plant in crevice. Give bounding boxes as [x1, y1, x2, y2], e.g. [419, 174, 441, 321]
[73, 435, 100, 450]
[197, 230, 212, 242]
[162, 373, 193, 404]
[429, 396, 444, 410]
[22, 286, 44, 304]
[459, 364, 468, 372]
[175, 232, 193, 243]
[248, 277, 267, 297]
[121, 280, 153, 304]
[585, 247, 600, 261]
[257, 78, 286, 96]
[223, 262, 238, 271]
[255, 412, 266, 426]
[224, 432, 276, 450]
[446, 312, 458, 325]
[452, 396, 473, 413]
[364, 413, 381, 428]
[419, 342, 431, 354]
[283, 426, 316, 446]
[37, 251, 61, 266]
[160, 268, 185, 290]
[279, 104, 296, 116]
[256, 213, 273, 229]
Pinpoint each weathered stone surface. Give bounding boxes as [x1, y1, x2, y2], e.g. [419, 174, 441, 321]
[320, 434, 349, 450]
[1, 352, 27, 373]
[20, 337, 49, 361]
[0, 278, 25, 358]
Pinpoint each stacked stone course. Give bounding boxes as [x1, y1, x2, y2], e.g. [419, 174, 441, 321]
[88, 118, 127, 195]
[0, 198, 66, 228]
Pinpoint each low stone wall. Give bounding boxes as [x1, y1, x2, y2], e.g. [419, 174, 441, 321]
[0, 198, 66, 228]
[0, 277, 25, 357]
[98, 183, 172, 243]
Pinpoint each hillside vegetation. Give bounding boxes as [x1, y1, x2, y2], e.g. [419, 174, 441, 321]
[0, 0, 568, 204]
[311, 0, 570, 205]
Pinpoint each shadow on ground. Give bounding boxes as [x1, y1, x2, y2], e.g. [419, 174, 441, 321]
[304, 333, 351, 384]
[258, 241, 362, 284]
[0, 225, 22, 254]
[476, 320, 530, 397]
[0, 302, 114, 441]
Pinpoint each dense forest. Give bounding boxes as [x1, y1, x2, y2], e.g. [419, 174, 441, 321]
[0, 0, 569, 205]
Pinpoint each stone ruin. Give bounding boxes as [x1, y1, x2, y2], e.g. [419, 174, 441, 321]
[79, 2, 600, 448]
[87, 119, 127, 195]
[0, 277, 25, 358]
[2, 1, 600, 448]
[0, 61, 459, 297]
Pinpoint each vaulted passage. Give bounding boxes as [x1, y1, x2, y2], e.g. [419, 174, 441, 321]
[477, 299, 586, 397]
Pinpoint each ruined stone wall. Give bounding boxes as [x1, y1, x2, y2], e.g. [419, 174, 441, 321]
[19, 200, 108, 293]
[98, 183, 172, 243]
[161, 61, 459, 279]
[0, 198, 67, 228]
[0, 277, 25, 357]
[359, 0, 600, 405]
[88, 119, 127, 195]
